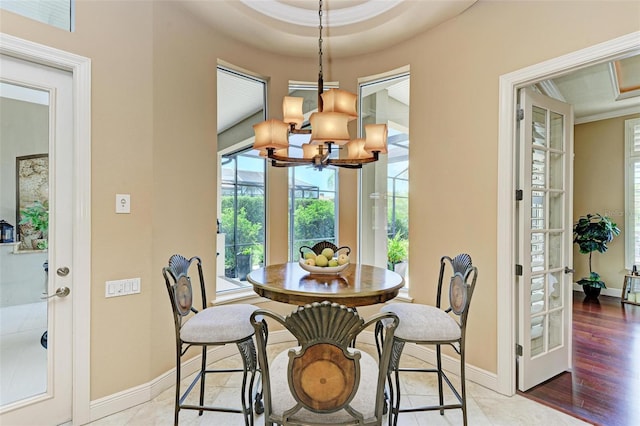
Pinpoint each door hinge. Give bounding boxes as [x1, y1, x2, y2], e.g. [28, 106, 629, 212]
[515, 189, 523, 201]
[515, 264, 523, 276]
[516, 344, 523, 356]
[517, 108, 524, 121]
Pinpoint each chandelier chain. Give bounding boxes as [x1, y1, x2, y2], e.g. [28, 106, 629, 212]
[318, 0, 323, 80]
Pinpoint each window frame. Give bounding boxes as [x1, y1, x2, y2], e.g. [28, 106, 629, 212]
[216, 65, 268, 294]
[357, 68, 410, 289]
[1, 0, 74, 31]
[624, 117, 640, 269]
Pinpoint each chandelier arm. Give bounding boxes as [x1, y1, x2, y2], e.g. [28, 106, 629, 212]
[327, 152, 380, 166]
[290, 128, 312, 135]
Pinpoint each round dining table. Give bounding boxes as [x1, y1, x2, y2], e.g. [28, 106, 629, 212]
[247, 262, 404, 307]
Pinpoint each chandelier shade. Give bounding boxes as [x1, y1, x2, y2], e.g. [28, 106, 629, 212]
[321, 89, 358, 120]
[250, 0, 387, 170]
[346, 138, 368, 160]
[363, 123, 389, 154]
[302, 143, 318, 159]
[309, 112, 351, 145]
[253, 119, 290, 151]
[282, 96, 304, 129]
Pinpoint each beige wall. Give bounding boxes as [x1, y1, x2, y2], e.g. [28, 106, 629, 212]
[2, 0, 639, 402]
[574, 113, 640, 291]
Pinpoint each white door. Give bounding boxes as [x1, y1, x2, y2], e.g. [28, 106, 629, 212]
[517, 88, 574, 391]
[0, 54, 74, 424]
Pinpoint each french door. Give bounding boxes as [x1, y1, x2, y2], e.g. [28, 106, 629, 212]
[0, 52, 74, 424]
[517, 88, 574, 391]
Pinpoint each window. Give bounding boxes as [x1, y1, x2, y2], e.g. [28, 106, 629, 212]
[217, 66, 266, 292]
[359, 72, 410, 284]
[287, 83, 339, 261]
[1, 0, 73, 31]
[625, 117, 640, 268]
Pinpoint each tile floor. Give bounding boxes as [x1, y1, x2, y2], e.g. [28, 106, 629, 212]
[88, 342, 590, 426]
[0, 301, 47, 407]
[0, 302, 591, 425]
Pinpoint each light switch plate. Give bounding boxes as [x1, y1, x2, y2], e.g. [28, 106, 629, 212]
[105, 278, 141, 298]
[116, 194, 130, 214]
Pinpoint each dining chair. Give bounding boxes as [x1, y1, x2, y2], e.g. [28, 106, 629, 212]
[250, 301, 399, 426]
[162, 254, 259, 425]
[377, 253, 478, 426]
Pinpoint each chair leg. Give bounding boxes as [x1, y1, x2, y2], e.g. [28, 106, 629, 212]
[436, 344, 444, 416]
[460, 347, 468, 426]
[237, 338, 257, 426]
[174, 346, 182, 426]
[199, 346, 207, 416]
[392, 369, 402, 426]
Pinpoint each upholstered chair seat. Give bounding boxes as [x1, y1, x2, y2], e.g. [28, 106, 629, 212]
[180, 304, 257, 344]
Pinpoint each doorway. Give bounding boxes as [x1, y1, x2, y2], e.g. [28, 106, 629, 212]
[0, 34, 91, 424]
[496, 31, 640, 395]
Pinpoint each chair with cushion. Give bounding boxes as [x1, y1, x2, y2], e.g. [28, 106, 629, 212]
[162, 254, 259, 425]
[377, 253, 478, 426]
[250, 301, 399, 426]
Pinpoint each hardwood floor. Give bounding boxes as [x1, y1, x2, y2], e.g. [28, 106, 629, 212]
[521, 291, 640, 426]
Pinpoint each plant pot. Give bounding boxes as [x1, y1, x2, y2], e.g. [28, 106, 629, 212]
[394, 261, 408, 278]
[236, 253, 252, 281]
[225, 267, 236, 278]
[583, 286, 601, 299]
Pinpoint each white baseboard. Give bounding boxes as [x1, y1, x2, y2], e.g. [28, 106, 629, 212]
[356, 332, 498, 391]
[89, 330, 497, 423]
[88, 331, 294, 423]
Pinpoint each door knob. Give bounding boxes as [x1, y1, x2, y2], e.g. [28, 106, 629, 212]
[57, 266, 70, 276]
[42, 287, 70, 299]
[564, 266, 574, 274]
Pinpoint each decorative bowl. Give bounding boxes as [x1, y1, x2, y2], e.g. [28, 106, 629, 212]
[299, 241, 351, 259]
[298, 259, 349, 274]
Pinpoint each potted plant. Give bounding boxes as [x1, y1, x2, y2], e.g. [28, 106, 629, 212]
[19, 200, 49, 250]
[236, 246, 253, 281]
[387, 232, 408, 275]
[572, 213, 620, 298]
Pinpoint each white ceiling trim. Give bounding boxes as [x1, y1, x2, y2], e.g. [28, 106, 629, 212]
[575, 105, 640, 125]
[239, 0, 404, 27]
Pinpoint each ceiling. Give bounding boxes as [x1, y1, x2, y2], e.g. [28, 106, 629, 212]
[197, 0, 639, 129]
[537, 54, 640, 123]
[180, 0, 478, 59]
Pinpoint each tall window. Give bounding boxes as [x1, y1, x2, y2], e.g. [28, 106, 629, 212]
[217, 66, 266, 291]
[625, 117, 640, 268]
[287, 83, 339, 261]
[359, 72, 410, 284]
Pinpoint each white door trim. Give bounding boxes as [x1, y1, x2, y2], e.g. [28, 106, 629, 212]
[497, 31, 640, 396]
[0, 33, 92, 423]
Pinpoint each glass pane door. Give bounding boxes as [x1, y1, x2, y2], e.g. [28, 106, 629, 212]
[518, 88, 573, 391]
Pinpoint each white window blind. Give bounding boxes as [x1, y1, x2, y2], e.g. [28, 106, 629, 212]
[624, 118, 640, 268]
[1, 0, 73, 31]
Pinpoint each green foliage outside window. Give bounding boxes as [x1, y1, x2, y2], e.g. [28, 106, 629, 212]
[221, 196, 264, 272]
[292, 198, 336, 259]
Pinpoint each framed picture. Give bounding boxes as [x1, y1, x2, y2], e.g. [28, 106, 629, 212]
[15, 154, 49, 250]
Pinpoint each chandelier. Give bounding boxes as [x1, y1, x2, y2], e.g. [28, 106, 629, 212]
[252, 0, 388, 170]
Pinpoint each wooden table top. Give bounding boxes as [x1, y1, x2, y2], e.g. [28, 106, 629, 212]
[247, 262, 404, 307]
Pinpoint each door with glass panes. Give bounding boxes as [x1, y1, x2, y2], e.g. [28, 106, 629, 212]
[517, 88, 573, 391]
